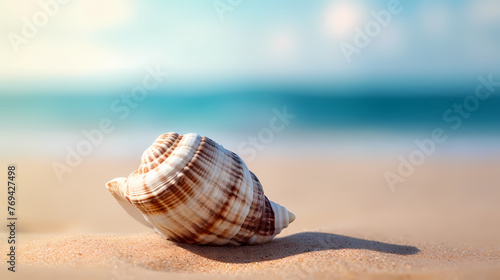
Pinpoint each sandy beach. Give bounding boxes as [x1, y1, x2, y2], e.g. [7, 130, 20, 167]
[1, 156, 500, 279]
[2, 0, 500, 279]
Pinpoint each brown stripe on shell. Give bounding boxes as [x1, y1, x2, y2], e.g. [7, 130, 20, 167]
[135, 173, 192, 213]
[168, 138, 252, 244]
[183, 139, 245, 241]
[179, 137, 243, 243]
[133, 136, 211, 212]
[249, 171, 276, 236]
[129, 134, 197, 213]
[140, 133, 183, 174]
[256, 197, 276, 236]
[110, 132, 292, 245]
[229, 176, 265, 243]
[131, 135, 242, 234]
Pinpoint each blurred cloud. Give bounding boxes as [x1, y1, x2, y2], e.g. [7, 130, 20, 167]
[265, 25, 301, 69]
[1, 0, 499, 89]
[1, 0, 136, 77]
[468, 0, 500, 24]
[322, 0, 367, 40]
[67, 0, 134, 31]
[417, 2, 454, 39]
[10, 40, 130, 76]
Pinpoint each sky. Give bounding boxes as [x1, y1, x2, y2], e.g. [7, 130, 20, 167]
[1, 1, 500, 161]
[1, 0, 500, 90]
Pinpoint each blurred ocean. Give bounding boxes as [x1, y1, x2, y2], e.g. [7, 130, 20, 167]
[1, 0, 499, 164]
[1, 82, 500, 160]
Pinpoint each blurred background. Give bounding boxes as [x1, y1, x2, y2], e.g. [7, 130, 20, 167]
[1, 0, 500, 160]
[0, 0, 499, 245]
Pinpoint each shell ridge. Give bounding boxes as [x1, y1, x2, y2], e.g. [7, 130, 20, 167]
[105, 132, 295, 245]
[138, 135, 203, 242]
[190, 138, 243, 244]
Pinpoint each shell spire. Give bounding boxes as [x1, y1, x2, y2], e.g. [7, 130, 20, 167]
[106, 132, 295, 245]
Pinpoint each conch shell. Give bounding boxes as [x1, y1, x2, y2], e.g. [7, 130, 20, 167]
[106, 132, 295, 245]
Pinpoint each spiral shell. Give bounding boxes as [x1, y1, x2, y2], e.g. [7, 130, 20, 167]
[106, 132, 295, 245]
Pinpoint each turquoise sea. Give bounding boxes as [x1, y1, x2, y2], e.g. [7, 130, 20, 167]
[1, 82, 500, 159]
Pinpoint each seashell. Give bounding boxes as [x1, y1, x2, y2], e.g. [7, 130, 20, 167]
[106, 132, 295, 245]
